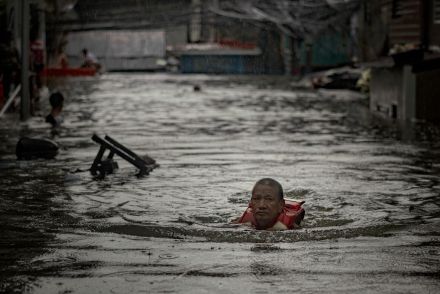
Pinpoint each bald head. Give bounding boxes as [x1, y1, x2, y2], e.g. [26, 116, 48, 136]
[252, 178, 284, 200]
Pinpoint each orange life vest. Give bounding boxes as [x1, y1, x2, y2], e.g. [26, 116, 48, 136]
[237, 199, 305, 230]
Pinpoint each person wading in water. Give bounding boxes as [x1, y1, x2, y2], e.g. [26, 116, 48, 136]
[236, 178, 305, 230]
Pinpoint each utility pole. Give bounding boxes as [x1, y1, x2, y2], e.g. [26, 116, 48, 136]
[20, 0, 30, 121]
[282, 33, 292, 75]
[190, 0, 201, 42]
[38, 0, 47, 65]
[208, 0, 218, 42]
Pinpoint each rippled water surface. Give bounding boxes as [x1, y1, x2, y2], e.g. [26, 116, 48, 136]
[1, 73, 439, 293]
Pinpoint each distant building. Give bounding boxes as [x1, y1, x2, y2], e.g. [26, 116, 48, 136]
[65, 30, 166, 71]
[297, 31, 353, 74]
[360, 0, 440, 123]
[174, 4, 285, 75]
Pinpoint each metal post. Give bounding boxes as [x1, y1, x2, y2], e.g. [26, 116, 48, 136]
[208, 0, 218, 42]
[402, 65, 416, 121]
[190, 0, 201, 42]
[38, 0, 47, 65]
[6, 0, 20, 45]
[20, 0, 30, 121]
[305, 43, 313, 75]
[282, 33, 292, 76]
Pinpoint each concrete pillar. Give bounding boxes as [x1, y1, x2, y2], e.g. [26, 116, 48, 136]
[282, 33, 292, 75]
[20, 0, 30, 121]
[305, 43, 313, 74]
[190, 0, 202, 42]
[208, 0, 218, 43]
[401, 65, 416, 121]
[6, 0, 21, 50]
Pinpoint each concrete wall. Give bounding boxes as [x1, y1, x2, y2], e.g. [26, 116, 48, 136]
[298, 32, 351, 71]
[370, 67, 402, 119]
[370, 64, 440, 122]
[165, 26, 188, 49]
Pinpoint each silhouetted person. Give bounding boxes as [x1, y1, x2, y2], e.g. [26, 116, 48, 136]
[81, 48, 101, 71]
[45, 92, 64, 128]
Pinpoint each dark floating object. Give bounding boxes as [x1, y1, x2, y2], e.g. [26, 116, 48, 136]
[311, 67, 362, 91]
[16, 137, 59, 160]
[90, 134, 158, 178]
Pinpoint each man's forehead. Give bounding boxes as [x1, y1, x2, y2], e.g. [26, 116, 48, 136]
[253, 184, 279, 194]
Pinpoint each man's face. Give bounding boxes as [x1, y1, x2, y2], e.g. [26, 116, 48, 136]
[250, 184, 284, 229]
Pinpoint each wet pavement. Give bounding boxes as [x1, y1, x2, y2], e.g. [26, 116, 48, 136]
[0, 73, 439, 293]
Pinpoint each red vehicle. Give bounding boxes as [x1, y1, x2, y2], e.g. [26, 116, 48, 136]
[41, 67, 97, 77]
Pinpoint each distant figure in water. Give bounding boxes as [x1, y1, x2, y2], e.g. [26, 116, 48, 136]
[56, 45, 69, 69]
[81, 48, 101, 71]
[45, 91, 64, 128]
[235, 178, 305, 230]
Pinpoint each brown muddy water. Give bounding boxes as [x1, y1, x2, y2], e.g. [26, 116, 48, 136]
[0, 73, 439, 293]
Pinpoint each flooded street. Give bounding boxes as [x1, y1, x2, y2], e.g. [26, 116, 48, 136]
[1, 73, 439, 293]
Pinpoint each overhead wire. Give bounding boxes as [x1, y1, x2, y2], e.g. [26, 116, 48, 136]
[48, 0, 362, 40]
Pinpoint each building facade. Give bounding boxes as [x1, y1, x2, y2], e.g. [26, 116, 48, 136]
[365, 0, 440, 123]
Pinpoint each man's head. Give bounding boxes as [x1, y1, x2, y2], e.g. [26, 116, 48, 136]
[250, 178, 285, 229]
[82, 48, 88, 56]
[49, 92, 64, 110]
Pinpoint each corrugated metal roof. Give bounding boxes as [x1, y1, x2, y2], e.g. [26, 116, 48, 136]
[389, 0, 422, 46]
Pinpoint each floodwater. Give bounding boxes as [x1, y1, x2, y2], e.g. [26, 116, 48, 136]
[0, 73, 439, 293]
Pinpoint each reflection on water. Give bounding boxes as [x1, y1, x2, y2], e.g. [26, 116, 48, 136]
[0, 73, 439, 293]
